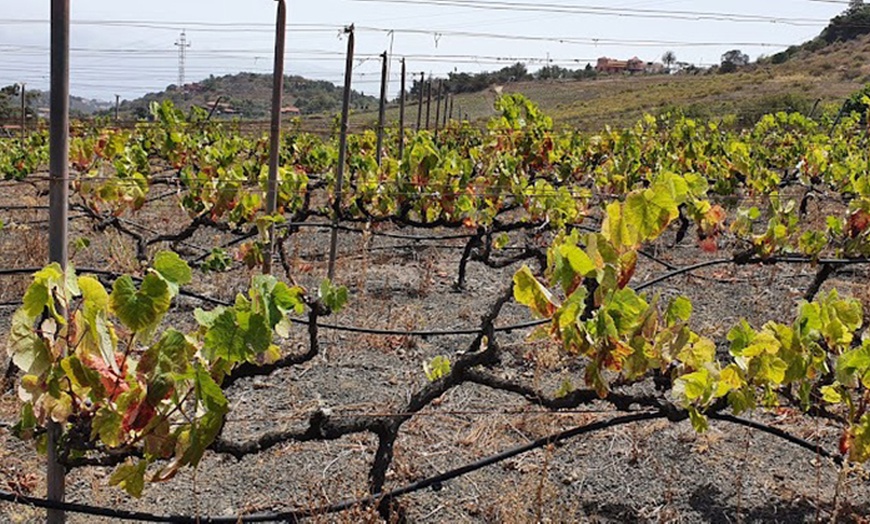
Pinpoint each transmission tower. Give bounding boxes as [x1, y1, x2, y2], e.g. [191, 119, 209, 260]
[175, 30, 190, 87]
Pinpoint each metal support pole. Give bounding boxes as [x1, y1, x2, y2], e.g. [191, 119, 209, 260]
[449, 94, 454, 122]
[375, 51, 388, 166]
[20, 83, 26, 140]
[114, 94, 120, 122]
[415, 72, 424, 132]
[434, 79, 442, 139]
[398, 58, 406, 159]
[442, 90, 449, 128]
[327, 26, 355, 282]
[264, 0, 286, 276]
[48, 1, 70, 521]
[425, 80, 432, 130]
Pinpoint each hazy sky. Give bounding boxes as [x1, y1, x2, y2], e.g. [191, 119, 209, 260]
[0, 0, 849, 102]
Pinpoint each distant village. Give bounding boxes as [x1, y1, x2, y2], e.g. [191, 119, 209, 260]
[594, 56, 667, 75]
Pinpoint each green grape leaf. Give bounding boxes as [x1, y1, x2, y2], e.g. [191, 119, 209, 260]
[716, 365, 745, 398]
[22, 263, 75, 322]
[514, 266, 557, 319]
[272, 281, 306, 315]
[319, 279, 348, 313]
[742, 331, 780, 358]
[22, 279, 50, 319]
[677, 368, 711, 403]
[152, 251, 192, 296]
[202, 309, 271, 364]
[677, 336, 715, 370]
[424, 356, 451, 382]
[552, 244, 596, 294]
[79, 276, 109, 320]
[555, 379, 574, 399]
[139, 329, 192, 378]
[109, 459, 147, 498]
[757, 355, 788, 385]
[194, 306, 225, 329]
[177, 364, 228, 468]
[12, 402, 38, 440]
[60, 356, 106, 397]
[77, 276, 116, 373]
[192, 363, 227, 414]
[7, 309, 51, 376]
[821, 385, 844, 404]
[602, 201, 635, 249]
[250, 275, 306, 329]
[836, 343, 870, 388]
[494, 233, 510, 250]
[688, 406, 709, 433]
[624, 191, 673, 243]
[666, 296, 693, 326]
[727, 320, 755, 357]
[554, 286, 588, 330]
[110, 274, 171, 332]
[92, 407, 124, 448]
[850, 414, 870, 463]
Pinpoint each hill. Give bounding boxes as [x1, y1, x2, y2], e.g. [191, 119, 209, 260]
[116, 72, 378, 120]
[352, 6, 870, 132]
[352, 33, 870, 132]
[0, 86, 111, 121]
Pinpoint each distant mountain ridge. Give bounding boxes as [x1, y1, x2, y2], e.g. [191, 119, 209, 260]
[28, 91, 114, 117]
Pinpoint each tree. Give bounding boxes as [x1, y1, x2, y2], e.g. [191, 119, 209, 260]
[0, 84, 38, 120]
[821, 1, 870, 43]
[719, 49, 749, 73]
[662, 51, 677, 72]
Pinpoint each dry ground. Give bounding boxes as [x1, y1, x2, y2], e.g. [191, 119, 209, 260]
[0, 179, 868, 523]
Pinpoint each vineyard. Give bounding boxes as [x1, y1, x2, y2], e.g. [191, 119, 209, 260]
[1, 93, 870, 522]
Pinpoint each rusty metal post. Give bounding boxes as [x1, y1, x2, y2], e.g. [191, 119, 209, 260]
[327, 25, 355, 281]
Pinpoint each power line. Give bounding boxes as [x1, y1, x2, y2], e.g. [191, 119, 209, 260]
[350, 0, 833, 26]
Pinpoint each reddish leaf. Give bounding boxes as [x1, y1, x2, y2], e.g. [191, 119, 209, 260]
[699, 236, 719, 253]
[848, 209, 870, 238]
[122, 400, 157, 433]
